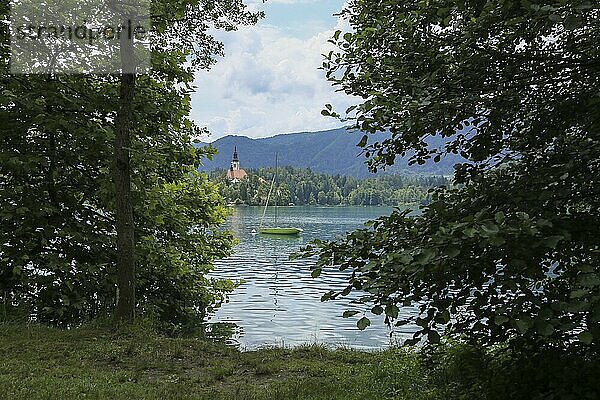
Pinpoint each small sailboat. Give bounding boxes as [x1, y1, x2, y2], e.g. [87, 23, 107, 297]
[259, 154, 303, 236]
[260, 227, 303, 235]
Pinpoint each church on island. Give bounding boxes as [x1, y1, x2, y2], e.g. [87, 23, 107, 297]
[226, 146, 247, 183]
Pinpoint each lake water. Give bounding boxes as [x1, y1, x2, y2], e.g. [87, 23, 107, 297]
[208, 206, 420, 350]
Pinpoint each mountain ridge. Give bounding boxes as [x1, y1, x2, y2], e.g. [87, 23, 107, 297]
[198, 128, 460, 178]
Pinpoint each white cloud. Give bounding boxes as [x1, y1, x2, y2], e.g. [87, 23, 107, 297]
[190, 12, 355, 141]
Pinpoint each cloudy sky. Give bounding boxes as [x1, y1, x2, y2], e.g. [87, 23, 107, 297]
[190, 0, 353, 141]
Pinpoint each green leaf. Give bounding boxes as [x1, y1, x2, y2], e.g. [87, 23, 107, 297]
[514, 318, 531, 334]
[577, 274, 600, 288]
[489, 235, 506, 246]
[437, 310, 450, 324]
[371, 305, 384, 315]
[357, 317, 371, 330]
[570, 289, 588, 299]
[416, 317, 428, 328]
[16, 207, 29, 215]
[415, 248, 436, 265]
[481, 222, 499, 236]
[563, 15, 583, 30]
[543, 236, 563, 249]
[566, 300, 590, 313]
[446, 247, 460, 258]
[321, 291, 335, 302]
[534, 320, 554, 337]
[428, 330, 441, 344]
[385, 304, 399, 319]
[536, 218, 553, 228]
[578, 331, 593, 345]
[358, 135, 369, 148]
[494, 211, 505, 224]
[343, 310, 361, 318]
[549, 14, 562, 22]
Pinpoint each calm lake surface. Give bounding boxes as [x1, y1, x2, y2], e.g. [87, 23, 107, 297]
[208, 206, 420, 350]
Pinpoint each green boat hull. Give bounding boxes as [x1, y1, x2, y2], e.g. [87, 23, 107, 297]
[259, 227, 303, 235]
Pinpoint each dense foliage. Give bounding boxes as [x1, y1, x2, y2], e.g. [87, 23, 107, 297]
[304, 0, 600, 348]
[209, 167, 448, 206]
[0, 1, 259, 330]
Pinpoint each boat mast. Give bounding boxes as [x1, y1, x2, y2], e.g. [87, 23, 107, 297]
[275, 153, 278, 226]
[260, 174, 275, 230]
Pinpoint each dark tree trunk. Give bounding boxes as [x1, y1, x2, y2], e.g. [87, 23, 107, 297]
[114, 20, 137, 323]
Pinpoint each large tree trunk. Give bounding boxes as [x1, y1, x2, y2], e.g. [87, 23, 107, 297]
[114, 20, 137, 323]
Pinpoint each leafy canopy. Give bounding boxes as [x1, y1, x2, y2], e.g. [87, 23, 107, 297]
[0, 0, 260, 330]
[302, 0, 600, 347]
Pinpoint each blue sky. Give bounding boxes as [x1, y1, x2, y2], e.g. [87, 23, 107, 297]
[258, 0, 347, 39]
[190, 0, 353, 141]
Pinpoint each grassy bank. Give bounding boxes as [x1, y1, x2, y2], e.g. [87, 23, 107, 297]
[0, 324, 598, 400]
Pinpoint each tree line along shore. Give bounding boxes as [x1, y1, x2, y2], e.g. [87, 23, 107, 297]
[210, 167, 449, 206]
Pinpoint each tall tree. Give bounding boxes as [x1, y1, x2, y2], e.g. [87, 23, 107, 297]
[0, 0, 257, 329]
[110, 0, 261, 322]
[113, 9, 138, 322]
[305, 0, 600, 347]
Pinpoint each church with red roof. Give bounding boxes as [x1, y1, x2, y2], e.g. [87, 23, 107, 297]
[226, 146, 248, 183]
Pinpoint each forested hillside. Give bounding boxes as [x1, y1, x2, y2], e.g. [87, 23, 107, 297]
[199, 128, 462, 178]
[209, 167, 448, 206]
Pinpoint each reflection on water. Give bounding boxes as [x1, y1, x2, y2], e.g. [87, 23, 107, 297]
[208, 206, 420, 350]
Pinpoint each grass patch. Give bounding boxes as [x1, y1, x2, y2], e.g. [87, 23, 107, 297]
[0, 323, 598, 399]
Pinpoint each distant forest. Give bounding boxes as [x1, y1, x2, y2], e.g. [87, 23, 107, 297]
[208, 167, 449, 206]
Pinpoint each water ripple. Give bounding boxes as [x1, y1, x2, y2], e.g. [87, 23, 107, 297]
[208, 206, 419, 350]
